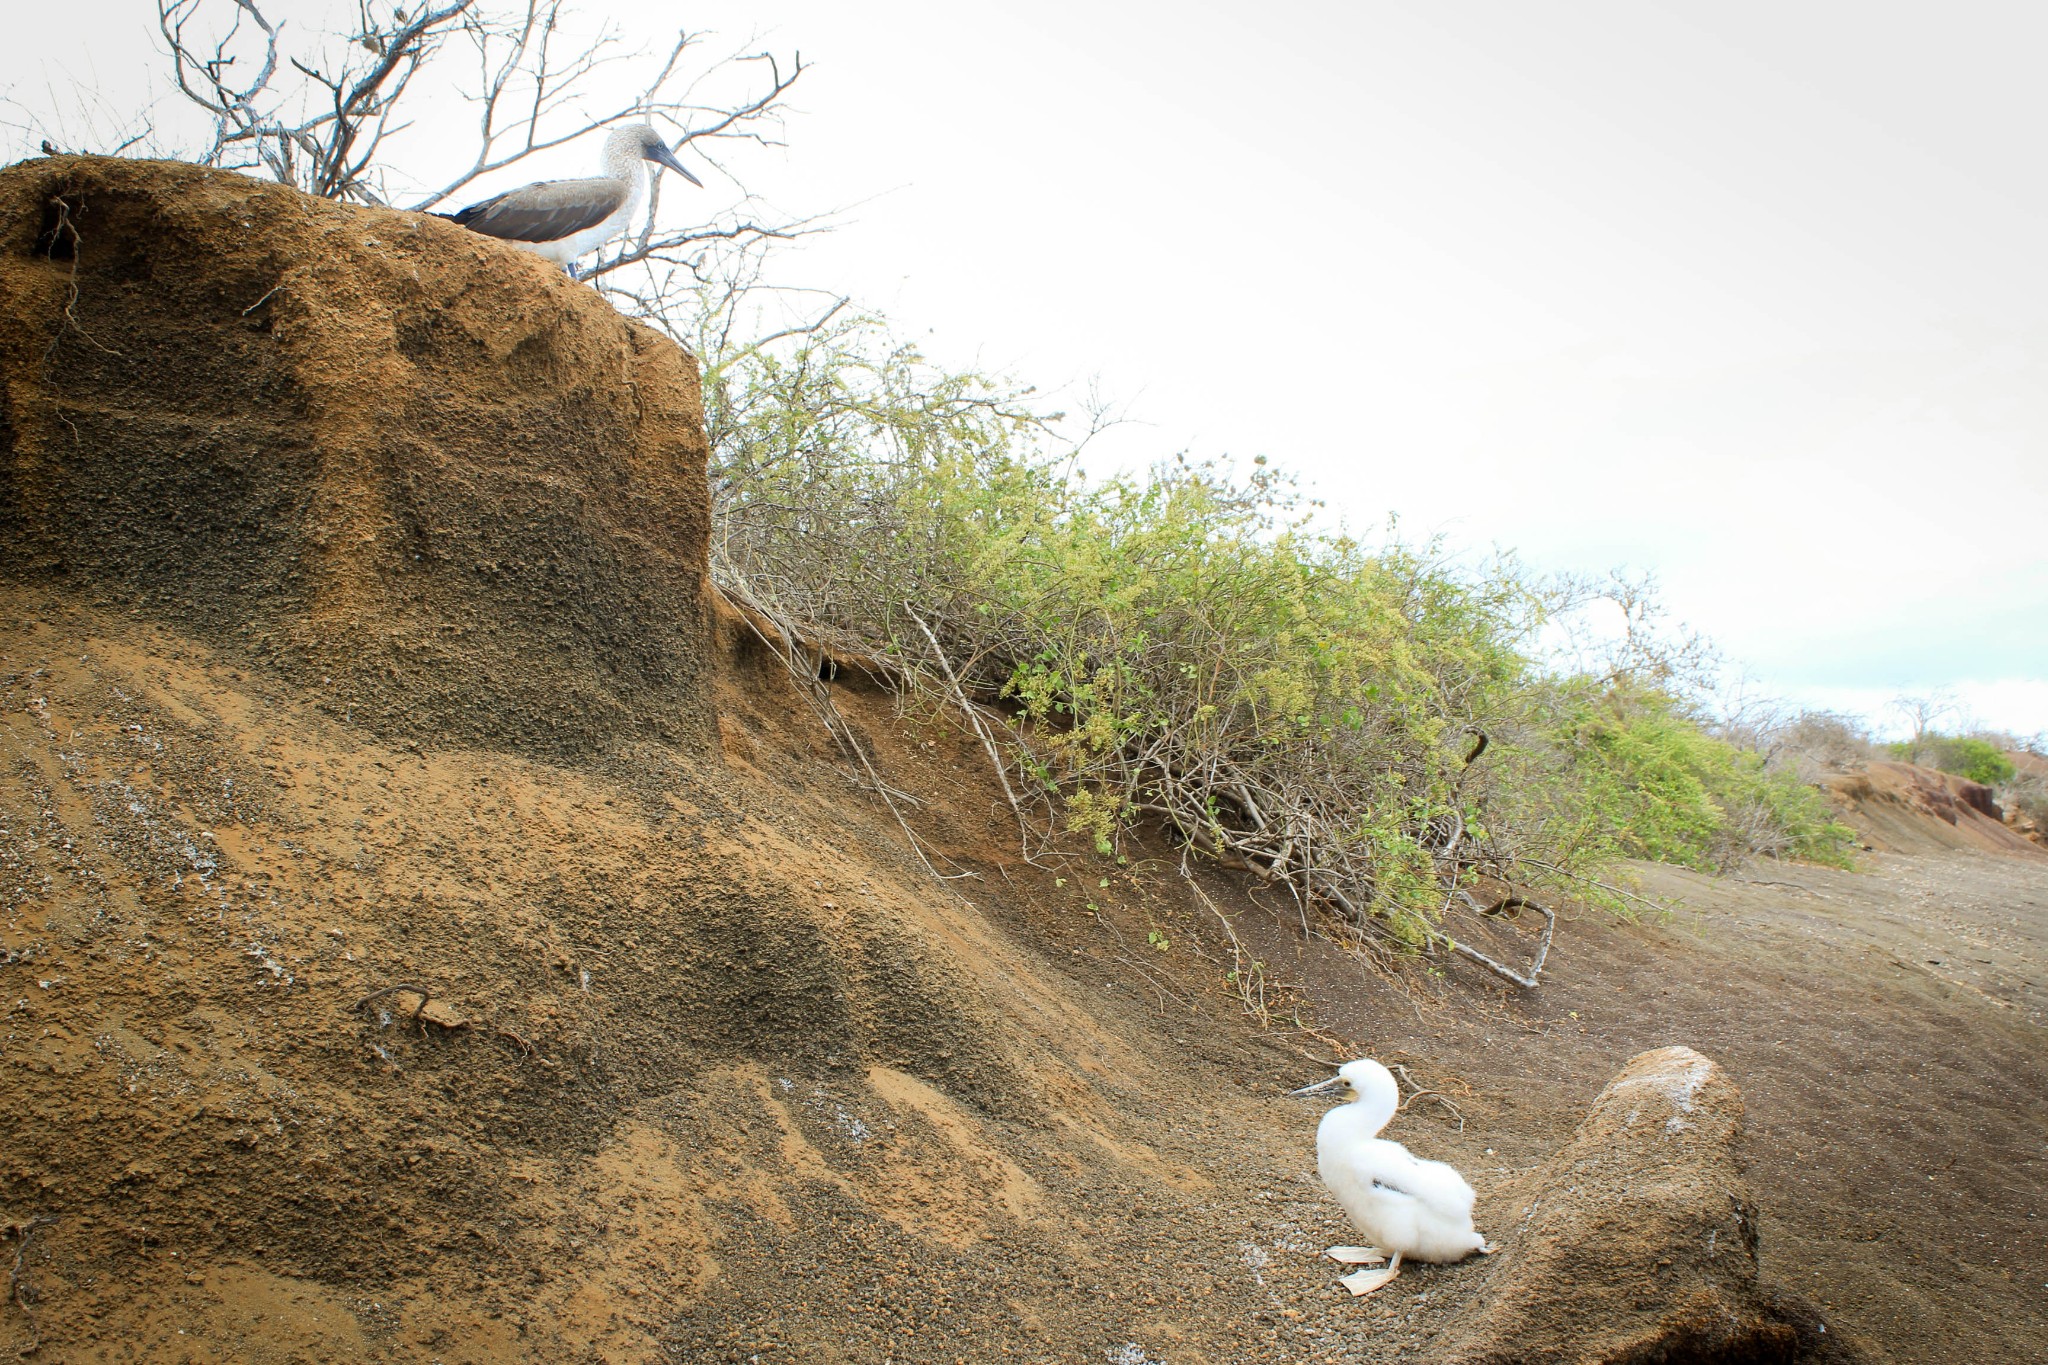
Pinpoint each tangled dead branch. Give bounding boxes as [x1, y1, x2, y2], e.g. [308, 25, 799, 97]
[160, 0, 475, 203]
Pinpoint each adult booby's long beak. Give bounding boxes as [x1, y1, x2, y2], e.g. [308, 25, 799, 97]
[645, 140, 704, 187]
[1288, 1075, 1347, 1097]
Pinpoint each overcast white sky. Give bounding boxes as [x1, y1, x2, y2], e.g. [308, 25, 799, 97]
[8, 1, 2045, 738]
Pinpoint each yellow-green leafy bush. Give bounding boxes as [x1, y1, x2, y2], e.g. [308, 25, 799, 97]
[701, 310, 1858, 946]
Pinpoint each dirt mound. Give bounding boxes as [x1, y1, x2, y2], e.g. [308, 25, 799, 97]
[1432, 1047, 1854, 1364]
[0, 155, 713, 760]
[1825, 761, 2041, 858]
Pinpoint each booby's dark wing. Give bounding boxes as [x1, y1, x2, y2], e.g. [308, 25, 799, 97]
[444, 176, 627, 243]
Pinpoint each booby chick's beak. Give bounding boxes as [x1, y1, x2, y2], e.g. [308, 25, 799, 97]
[645, 140, 705, 187]
[1288, 1075, 1348, 1098]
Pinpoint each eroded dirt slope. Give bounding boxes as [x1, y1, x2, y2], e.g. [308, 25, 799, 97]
[0, 597, 1331, 1363]
[10, 597, 2044, 1365]
[1828, 761, 2039, 857]
[0, 154, 1365, 1364]
[0, 154, 714, 758]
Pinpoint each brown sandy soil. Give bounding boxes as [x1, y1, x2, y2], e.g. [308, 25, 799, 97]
[4, 155, 2044, 1364]
[5, 598, 2043, 1364]
[1280, 848, 2048, 1365]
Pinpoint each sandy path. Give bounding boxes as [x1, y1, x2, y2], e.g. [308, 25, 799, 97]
[1260, 843, 2048, 1364]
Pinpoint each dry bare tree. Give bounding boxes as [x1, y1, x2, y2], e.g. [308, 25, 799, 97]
[1557, 568, 1720, 698]
[159, 0, 471, 202]
[1888, 691, 1955, 749]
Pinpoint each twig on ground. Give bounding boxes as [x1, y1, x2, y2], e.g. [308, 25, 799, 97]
[354, 982, 432, 1031]
[1386, 1062, 1467, 1132]
[712, 582, 969, 886]
[494, 1028, 558, 1068]
[906, 607, 1046, 867]
[5, 1215, 56, 1358]
[1441, 890, 1554, 989]
[1733, 877, 1823, 896]
[1112, 952, 1196, 1014]
[1181, 871, 1278, 1025]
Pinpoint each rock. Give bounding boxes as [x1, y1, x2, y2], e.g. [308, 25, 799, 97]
[1434, 1046, 1874, 1364]
[406, 993, 469, 1031]
[1950, 778, 2001, 823]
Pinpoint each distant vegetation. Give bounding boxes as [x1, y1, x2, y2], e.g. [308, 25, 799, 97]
[1889, 734, 2018, 788]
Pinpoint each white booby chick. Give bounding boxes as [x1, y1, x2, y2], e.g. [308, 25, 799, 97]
[1289, 1058, 1494, 1295]
[440, 123, 702, 275]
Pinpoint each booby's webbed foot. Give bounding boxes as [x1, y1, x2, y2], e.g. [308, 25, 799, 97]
[1338, 1252, 1402, 1297]
[1324, 1246, 1387, 1265]
[1478, 1239, 1499, 1255]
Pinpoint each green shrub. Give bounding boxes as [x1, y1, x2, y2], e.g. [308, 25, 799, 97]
[1887, 735, 2018, 787]
[698, 305, 1860, 946]
[1553, 689, 1856, 870]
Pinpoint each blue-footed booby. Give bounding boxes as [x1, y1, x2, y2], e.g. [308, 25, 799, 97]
[440, 123, 702, 275]
[1290, 1058, 1495, 1296]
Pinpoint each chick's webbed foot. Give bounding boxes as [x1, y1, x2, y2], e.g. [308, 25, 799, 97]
[1339, 1251, 1402, 1296]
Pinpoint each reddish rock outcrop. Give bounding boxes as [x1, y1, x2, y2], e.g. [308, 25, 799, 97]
[1829, 762, 2043, 857]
